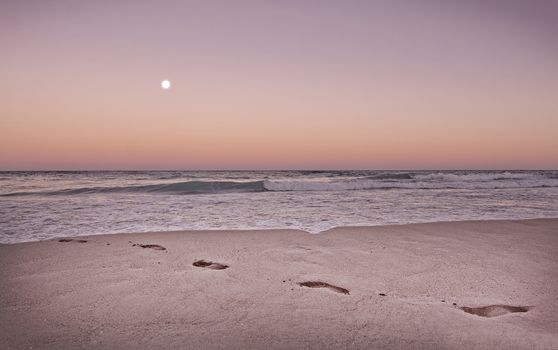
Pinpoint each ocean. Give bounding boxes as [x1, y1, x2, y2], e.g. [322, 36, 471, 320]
[1, 170, 557, 243]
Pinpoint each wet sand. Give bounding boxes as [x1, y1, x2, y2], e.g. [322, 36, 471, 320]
[1, 219, 557, 349]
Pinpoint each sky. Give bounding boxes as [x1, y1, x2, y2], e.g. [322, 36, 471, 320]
[1, 0, 557, 170]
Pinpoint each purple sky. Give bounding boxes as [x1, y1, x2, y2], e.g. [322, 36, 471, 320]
[1, 1, 557, 169]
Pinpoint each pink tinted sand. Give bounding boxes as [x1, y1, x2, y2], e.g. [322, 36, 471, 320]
[1, 219, 557, 349]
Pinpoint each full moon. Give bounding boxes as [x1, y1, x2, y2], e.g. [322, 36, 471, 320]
[161, 80, 171, 90]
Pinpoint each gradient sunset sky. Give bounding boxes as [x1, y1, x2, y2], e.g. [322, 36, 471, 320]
[1, 0, 557, 170]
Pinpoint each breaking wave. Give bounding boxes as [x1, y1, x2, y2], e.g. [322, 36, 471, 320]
[267, 181, 556, 191]
[0, 181, 267, 196]
[1, 172, 557, 197]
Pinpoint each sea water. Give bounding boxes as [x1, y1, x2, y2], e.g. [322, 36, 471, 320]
[1, 170, 558, 243]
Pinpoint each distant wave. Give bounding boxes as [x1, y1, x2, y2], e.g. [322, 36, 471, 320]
[364, 172, 414, 180]
[264, 180, 558, 192]
[0, 181, 267, 196]
[412, 172, 534, 182]
[263, 171, 558, 191]
[2, 172, 557, 197]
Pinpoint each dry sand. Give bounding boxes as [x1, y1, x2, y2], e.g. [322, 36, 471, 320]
[1, 219, 557, 349]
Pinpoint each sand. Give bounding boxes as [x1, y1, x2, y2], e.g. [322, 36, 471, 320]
[1, 219, 557, 349]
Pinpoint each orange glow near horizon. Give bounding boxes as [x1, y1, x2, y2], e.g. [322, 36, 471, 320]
[1, 1, 558, 170]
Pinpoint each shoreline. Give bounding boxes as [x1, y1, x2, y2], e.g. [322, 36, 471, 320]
[1, 218, 557, 349]
[3, 217, 558, 246]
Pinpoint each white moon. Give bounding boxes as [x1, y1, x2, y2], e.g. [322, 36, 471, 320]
[161, 80, 171, 89]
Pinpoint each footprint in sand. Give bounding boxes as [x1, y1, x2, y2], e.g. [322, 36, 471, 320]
[58, 238, 88, 243]
[460, 305, 530, 318]
[132, 243, 166, 250]
[192, 260, 229, 270]
[297, 281, 350, 295]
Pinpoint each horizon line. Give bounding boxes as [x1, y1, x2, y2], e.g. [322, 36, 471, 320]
[1, 168, 557, 172]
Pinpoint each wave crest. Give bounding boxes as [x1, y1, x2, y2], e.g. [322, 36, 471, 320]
[2, 172, 557, 196]
[1, 181, 267, 196]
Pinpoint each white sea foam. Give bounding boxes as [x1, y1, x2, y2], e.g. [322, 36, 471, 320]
[412, 171, 534, 182]
[263, 173, 558, 191]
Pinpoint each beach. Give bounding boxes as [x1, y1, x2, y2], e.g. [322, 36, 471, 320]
[1, 219, 557, 349]
[3, 0, 558, 348]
